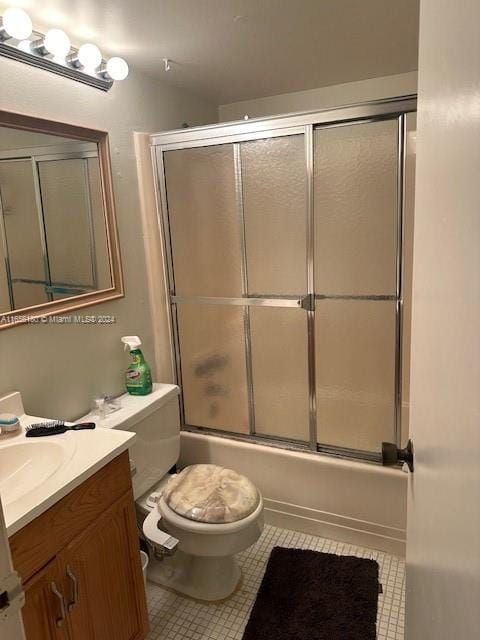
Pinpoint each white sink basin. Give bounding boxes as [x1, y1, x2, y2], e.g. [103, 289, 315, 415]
[0, 391, 136, 537]
[0, 439, 75, 507]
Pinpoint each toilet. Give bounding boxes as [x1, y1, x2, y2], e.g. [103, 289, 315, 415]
[83, 383, 264, 601]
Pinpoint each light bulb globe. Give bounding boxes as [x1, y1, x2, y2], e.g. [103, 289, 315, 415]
[3, 8, 32, 40]
[17, 39, 32, 53]
[78, 43, 102, 70]
[44, 28, 71, 59]
[106, 56, 129, 80]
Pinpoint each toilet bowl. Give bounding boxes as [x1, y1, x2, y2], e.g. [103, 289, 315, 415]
[142, 464, 264, 601]
[81, 384, 264, 602]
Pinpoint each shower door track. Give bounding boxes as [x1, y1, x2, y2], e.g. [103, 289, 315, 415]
[152, 95, 416, 463]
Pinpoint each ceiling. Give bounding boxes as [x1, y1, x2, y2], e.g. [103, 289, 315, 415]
[2, 0, 419, 104]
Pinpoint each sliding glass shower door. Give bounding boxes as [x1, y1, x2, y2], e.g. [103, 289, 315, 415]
[164, 135, 310, 442]
[0, 155, 108, 311]
[313, 120, 399, 453]
[157, 98, 415, 460]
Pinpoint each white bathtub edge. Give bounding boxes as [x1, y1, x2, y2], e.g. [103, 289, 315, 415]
[180, 431, 407, 558]
[264, 498, 406, 557]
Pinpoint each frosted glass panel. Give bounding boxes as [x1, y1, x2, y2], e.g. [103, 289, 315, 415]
[177, 304, 249, 433]
[164, 145, 242, 297]
[314, 120, 398, 295]
[250, 307, 309, 441]
[315, 300, 396, 451]
[241, 136, 307, 295]
[39, 159, 95, 286]
[87, 158, 111, 290]
[0, 160, 45, 283]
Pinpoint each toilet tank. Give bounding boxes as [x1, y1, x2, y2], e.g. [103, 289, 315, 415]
[80, 383, 180, 499]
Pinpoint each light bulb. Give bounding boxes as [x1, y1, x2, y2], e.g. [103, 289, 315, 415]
[44, 28, 71, 59]
[78, 43, 102, 70]
[106, 56, 129, 80]
[17, 39, 32, 53]
[2, 8, 32, 40]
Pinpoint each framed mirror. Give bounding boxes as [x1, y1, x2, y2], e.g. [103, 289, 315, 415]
[0, 110, 123, 328]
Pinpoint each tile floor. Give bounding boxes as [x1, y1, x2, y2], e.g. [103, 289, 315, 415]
[146, 524, 405, 640]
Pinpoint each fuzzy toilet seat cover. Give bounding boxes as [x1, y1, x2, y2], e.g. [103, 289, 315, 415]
[163, 464, 260, 524]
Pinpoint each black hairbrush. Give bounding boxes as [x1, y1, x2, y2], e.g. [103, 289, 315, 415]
[25, 421, 96, 437]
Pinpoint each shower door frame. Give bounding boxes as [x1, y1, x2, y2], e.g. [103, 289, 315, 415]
[152, 94, 417, 463]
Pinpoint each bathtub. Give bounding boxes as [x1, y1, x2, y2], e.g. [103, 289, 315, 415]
[179, 431, 407, 556]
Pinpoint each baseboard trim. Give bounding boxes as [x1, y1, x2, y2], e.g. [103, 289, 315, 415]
[264, 498, 406, 557]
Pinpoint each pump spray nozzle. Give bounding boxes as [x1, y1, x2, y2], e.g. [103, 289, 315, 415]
[121, 336, 142, 352]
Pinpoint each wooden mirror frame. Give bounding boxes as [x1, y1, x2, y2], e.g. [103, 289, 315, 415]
[0, 110, 124, 329]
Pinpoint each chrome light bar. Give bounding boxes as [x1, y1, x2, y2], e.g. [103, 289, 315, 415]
[0, 36, 113, 91]
[0, 7, 129, 91]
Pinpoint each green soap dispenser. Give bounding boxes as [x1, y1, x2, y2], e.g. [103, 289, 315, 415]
[121, 336, 152, 395]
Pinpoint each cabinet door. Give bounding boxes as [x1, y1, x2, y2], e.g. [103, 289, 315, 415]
[59, 491, 149, 640]
[22, 558, 69, 640]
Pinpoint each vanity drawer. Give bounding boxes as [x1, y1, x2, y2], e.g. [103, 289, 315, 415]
[10, 450, 132, 582]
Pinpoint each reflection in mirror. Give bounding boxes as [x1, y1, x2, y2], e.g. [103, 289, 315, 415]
[0, 126, 112, 313]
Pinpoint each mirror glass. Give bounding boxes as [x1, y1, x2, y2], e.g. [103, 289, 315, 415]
[0, 125, 113, 314]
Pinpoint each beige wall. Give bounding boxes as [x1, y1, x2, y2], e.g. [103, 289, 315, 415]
[0, 128, 77, 150]
[133, 133, 175, 384]
[0, 56, 217, 420]
[219, 71, 418, 121]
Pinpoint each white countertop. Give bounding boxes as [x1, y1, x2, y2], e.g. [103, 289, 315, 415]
[0, 409, 135, 537]
[79, 383, 180, 430]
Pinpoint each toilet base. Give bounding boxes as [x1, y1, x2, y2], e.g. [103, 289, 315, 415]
[147, 549, 242, 602]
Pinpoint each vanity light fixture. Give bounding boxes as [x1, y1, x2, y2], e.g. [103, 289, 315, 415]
[67, 42, 103, 72]
[104, 56, 129, 80]
[17, 38, 32, 53]
[33, 28, 71, 61]
[0, 7, 129, 91]
[0, 7, 32, 41]
[78, 43, 103, 71]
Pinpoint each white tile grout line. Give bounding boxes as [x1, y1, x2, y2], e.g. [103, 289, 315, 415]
[146, 523, 405, 640]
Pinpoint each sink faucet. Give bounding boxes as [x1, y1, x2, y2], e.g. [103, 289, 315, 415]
[93, 394, 122, 419]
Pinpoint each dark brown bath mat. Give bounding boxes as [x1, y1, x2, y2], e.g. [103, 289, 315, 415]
[242, 546, 380, 640]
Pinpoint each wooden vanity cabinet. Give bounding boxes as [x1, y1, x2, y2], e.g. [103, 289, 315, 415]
[20, 559, 69, 640]
[10, 451, 149, 640]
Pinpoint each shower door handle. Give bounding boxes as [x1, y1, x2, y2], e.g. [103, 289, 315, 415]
[381, 439, 414, 472]
[300, 294, 314, 311]
[171, 295, 312, 309]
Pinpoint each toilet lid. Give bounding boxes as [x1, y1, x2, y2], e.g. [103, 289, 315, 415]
[163, 464, 260, 524]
